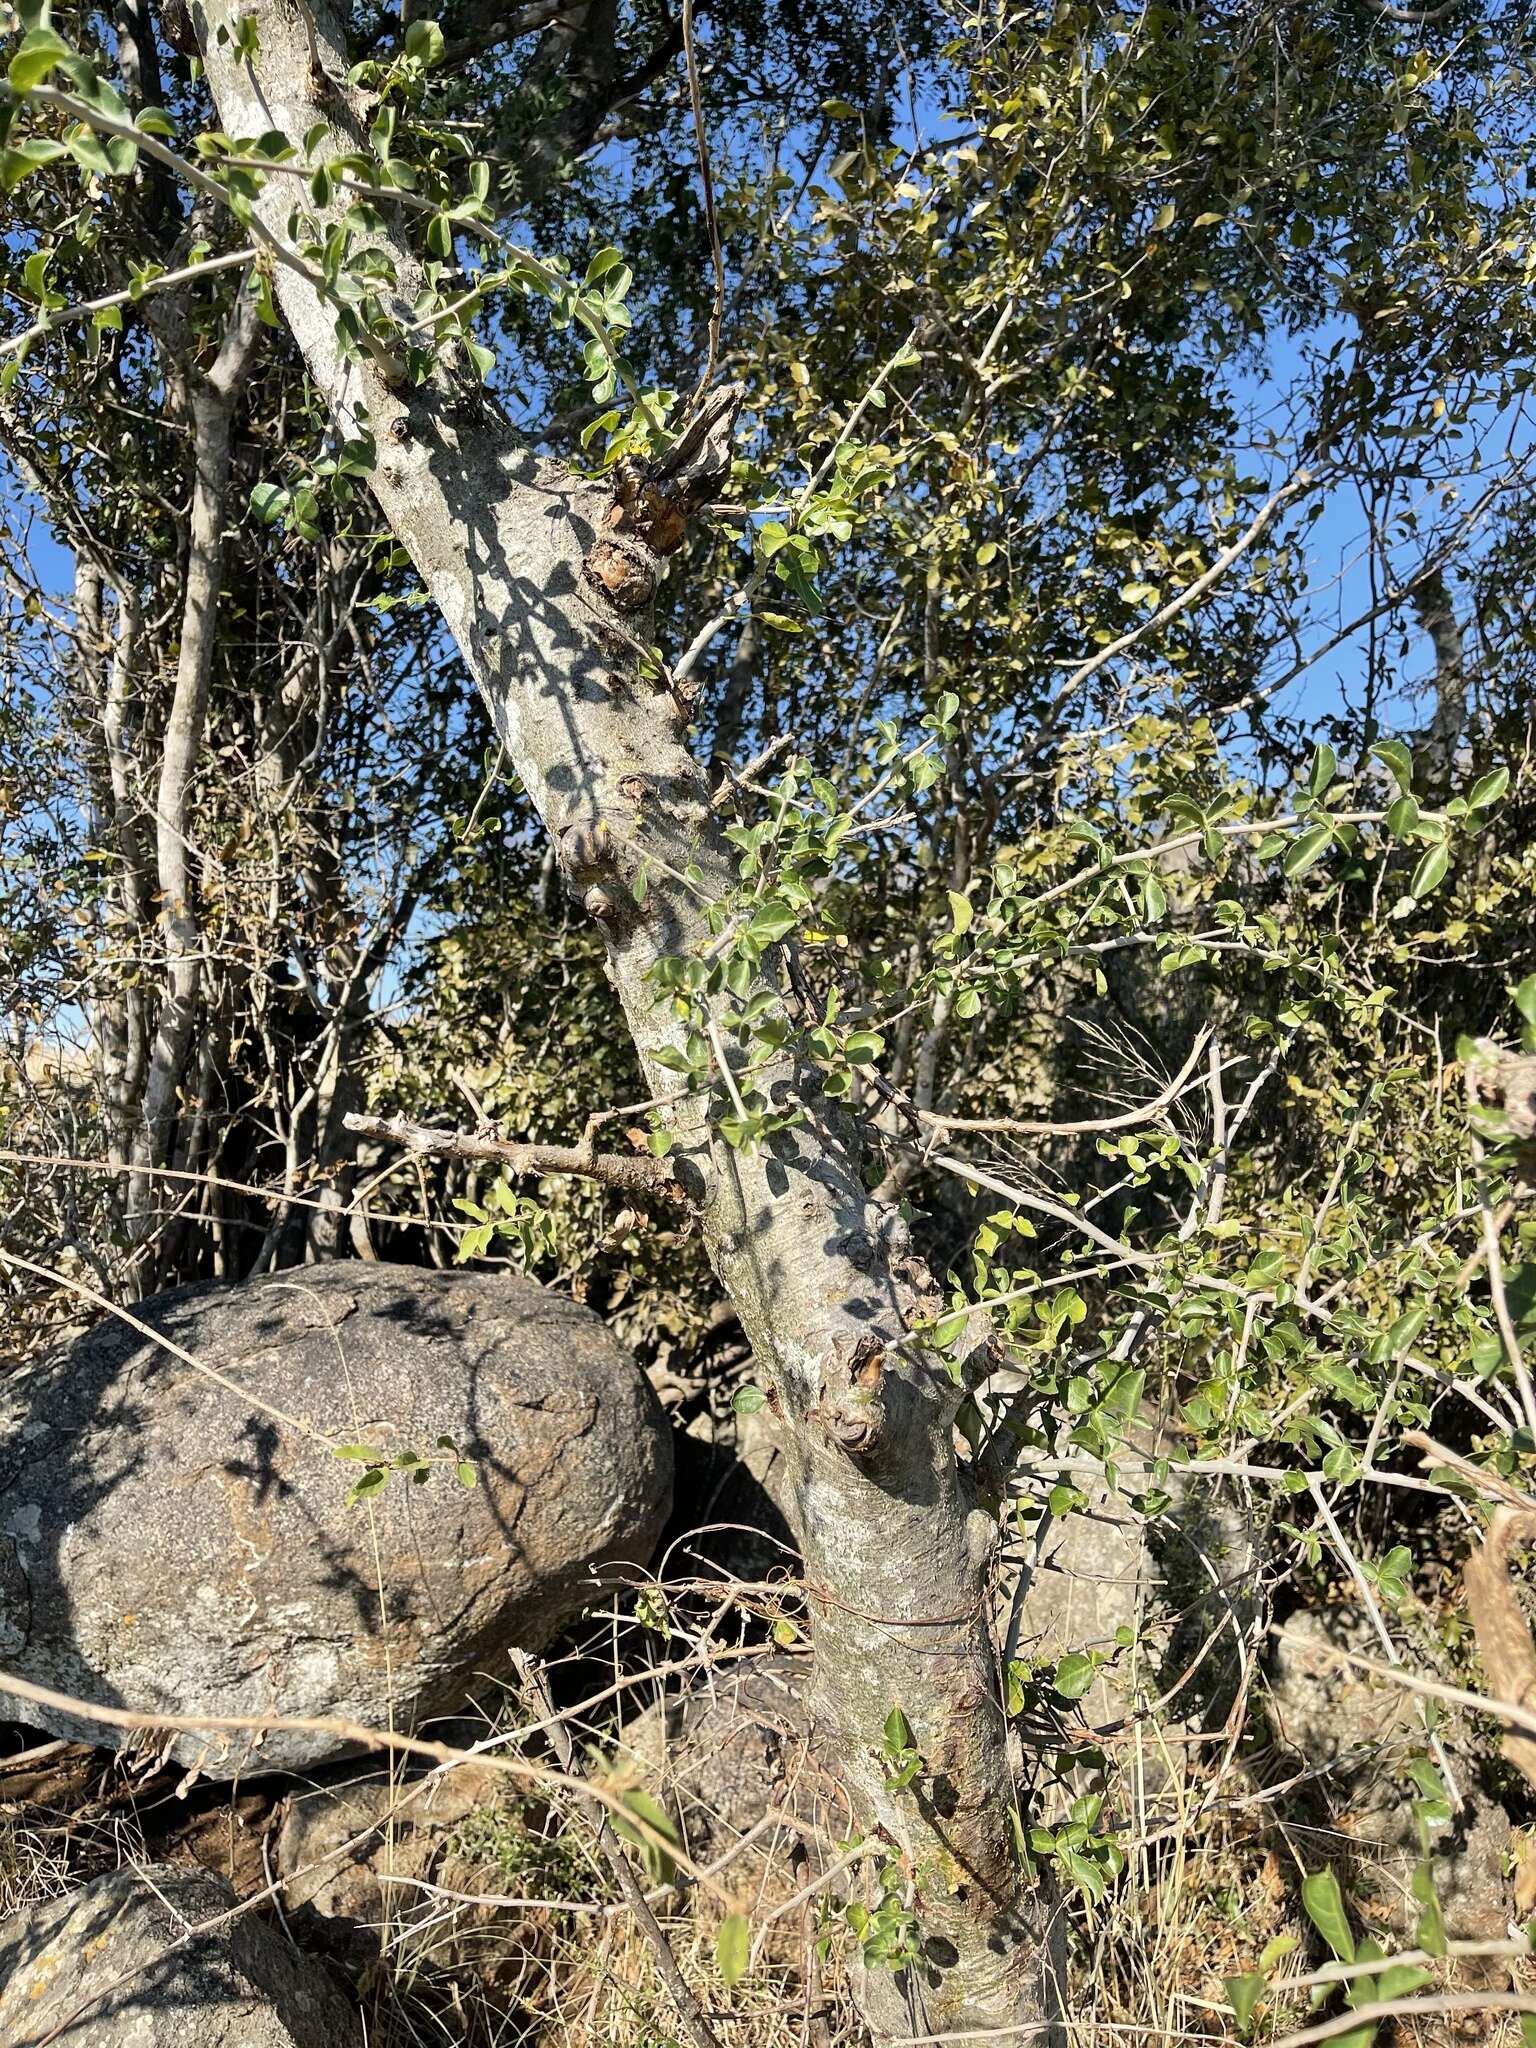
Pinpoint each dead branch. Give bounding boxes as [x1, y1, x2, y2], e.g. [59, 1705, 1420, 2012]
[343, 1110, 681, 1197]
[1463, 1504, 1536, 1791]
[914, 1023, 1214, 1137]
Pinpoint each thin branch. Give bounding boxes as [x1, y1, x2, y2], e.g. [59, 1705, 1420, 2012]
[1267, 1622, 1536, 1743]
[914, 1024, 1212, 1137]
[0, 1665, 700, 1873]
[0, 245, 258, 360]
[343, 1110, 680, 1197]
[1048, 467, 1316, 710]
[1307, 1475, 1462, 1806]
[1371, 0, 1462, 21]
[680, 0, 725, 407]
[1270, 1993, 1536, 2048]
[1473, 1118, 1536, 1437]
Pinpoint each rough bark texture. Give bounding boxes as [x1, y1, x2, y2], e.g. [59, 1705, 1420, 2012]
[191, 3, 1063, 2033]
[1412, 565, 1467, 787]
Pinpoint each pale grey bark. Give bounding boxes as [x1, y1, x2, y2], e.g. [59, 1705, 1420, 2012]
[191, 4, 1064, 2033]
[130, 288, 261, 1243]
[97, 583, 153, 1172]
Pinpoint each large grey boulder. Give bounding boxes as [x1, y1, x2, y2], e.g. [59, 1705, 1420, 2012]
[0, 1864, 358, 2046]
[0, 1263, 672, 1778]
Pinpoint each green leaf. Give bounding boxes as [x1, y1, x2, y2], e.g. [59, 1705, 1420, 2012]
[1410, 842, 1449, 899]
[331, 1443, 381, 1461]
[1372, 738, 1414, 794]
[455, 1461, 477, 1489]
[1384, 794, 1420, 839]
[1370, 1963, 1432, 2000]
[347, 1465, 389, 1505]
[0, 137, 67, 190]
[404, 16, 445, 63]
[20, 247, 56, 305]
[8, 26, 72, 92]
[715, 1913, 750, 1987]
[1412, 1861, 1447, 1956]
[1282, 822, 1332, 878]
[1300, 1867, 1355, 1962]
[948, 889, 973, 936]
[732, 1385, 767, 1415]
[1514, 974, 1536, 1027]
[249, 481, 290, 524]
[883, 1705, 915, 1753]
[747, 900, 797, 944]
[1307, 741, 1337, 796]
[1386, 1306, 1427, 1354]
[65, 125, 138, 177]
[1466, 765, 1509, 810]
[1225, 1972, 1265, 2033]
[1052, 1653, 1095, 1701]
[614, 1785, 678, 1877]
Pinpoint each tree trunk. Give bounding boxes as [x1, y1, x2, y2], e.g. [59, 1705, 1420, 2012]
[191, 6, 1064, 2032]
[130, 289, 261, 1259]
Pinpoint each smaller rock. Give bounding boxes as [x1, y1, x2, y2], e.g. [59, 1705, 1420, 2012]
[620, 1654, 818, 1884]
[0, 1864, 358, 2047]
[999, 1412, 1264, 1826]
[1268, 1608, 1513, 1941]
[275, 1760, 508, 1940]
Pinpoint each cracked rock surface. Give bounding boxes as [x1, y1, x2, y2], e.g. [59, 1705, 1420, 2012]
[0, 1863, 360, 2046]
[0, 1263, 672, 1777]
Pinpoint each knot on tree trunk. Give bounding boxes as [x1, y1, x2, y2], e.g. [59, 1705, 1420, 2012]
[583, 384, 745, 599]
[560, 818, 617, 882]
[583, 534, 657, 610]
[810, 1325, 896, 1458]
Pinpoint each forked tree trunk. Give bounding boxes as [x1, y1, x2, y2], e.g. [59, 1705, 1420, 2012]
[192, 5, 1064, 2033]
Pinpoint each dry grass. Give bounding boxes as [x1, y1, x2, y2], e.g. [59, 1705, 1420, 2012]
[3, 1551, 1534, 2048]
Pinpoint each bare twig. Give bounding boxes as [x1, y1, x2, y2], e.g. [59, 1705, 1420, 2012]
[1400, 1429, 1536, 1510]
[343, 1110, 680, 1197]
[511, 1651, 726, 2048]
[1270, 1992, 1536, 2048]
[1, 245, 258, 361]
[680, 0, 725, 408]
[1048, 469, 1315, 710]
[1267, 1622, 1536, 1743]
[1307, 1476, 1461, 1806]
[913, 1026, 1213, 1138]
